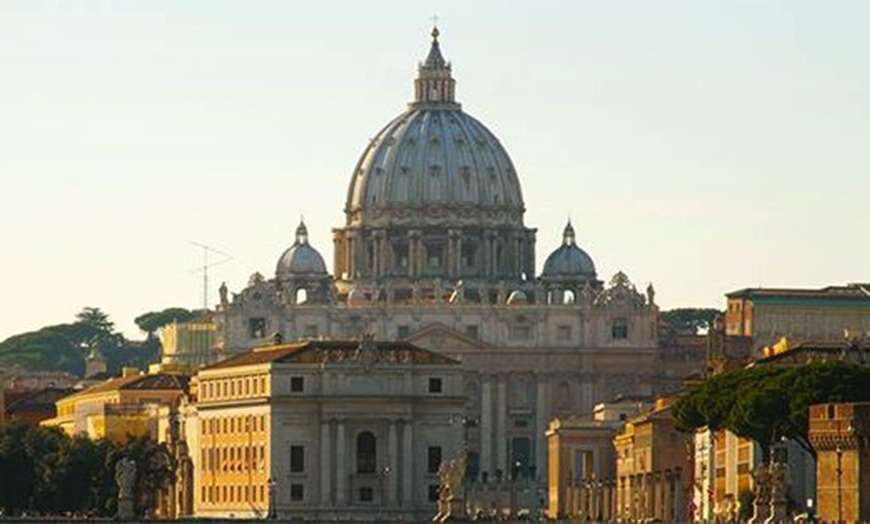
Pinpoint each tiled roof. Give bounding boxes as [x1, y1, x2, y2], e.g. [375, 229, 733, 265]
[202, 339, 460, 371]
[727, 284, 870, 301]
[63, 373, 189, 401]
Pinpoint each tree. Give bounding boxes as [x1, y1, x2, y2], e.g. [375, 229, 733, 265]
[660, 308, 722, 334]
[0, 308, 132, 376]
[134, 307, 195, 339]
[673, 361, 870, 460]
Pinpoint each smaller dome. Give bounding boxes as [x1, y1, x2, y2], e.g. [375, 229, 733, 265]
[542, 221, 597, 280]
[276, 220, 328, 278]
[506, 290, 528, 305]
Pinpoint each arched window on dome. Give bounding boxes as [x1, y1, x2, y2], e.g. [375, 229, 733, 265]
[563, 289, 575, 305]
[295, 288, 308, 305]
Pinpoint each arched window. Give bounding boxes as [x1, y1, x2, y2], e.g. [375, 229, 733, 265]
[356, 431, 376, 474]
[563, 289, 576, 304]
[295, 287, 308, 304]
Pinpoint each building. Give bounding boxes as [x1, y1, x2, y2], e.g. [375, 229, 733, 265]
[613, 398, 692, 522]
[725, 284, 870, 347]
[546, 399, 649, 520]
[42, 368, 189, 443]
[809, 402, 870, 523]
[150, 317, 217, 374]
[214, 26, 663, 489]
[2, 387, 75, 425]
[192, 338, 464, 520]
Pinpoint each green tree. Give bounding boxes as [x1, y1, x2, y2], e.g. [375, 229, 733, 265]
[661, 308, 722, 334]
[134, 307, 195, 339]
[673, 361, 870, 460]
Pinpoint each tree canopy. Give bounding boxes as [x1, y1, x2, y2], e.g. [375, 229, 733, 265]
[0, 421, 172, 517]
[134, 307, 196, 337]
[672, 361, 870, 459]
[0, 307, 157, 376]
[660, 308, 722, 334]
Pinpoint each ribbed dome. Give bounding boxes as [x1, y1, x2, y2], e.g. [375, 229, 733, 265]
[344, 28, 525, 229]
[276, 221, 327, 278]
[542, 222, 597, 280]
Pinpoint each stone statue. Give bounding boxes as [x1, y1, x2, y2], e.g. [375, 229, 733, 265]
[219, 281, 228, 306]
[646, 283, 656, 306]
[435, 454, 467, 522]
[449, 280, 465, 304]
[115, 457, 137, 520]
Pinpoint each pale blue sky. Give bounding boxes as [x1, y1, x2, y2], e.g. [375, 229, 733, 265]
[2, 0, 868, 340]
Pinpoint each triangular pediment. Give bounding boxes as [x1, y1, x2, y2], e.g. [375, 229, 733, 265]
[405, 322, 489, 352]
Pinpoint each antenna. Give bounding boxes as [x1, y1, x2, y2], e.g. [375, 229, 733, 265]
[190, 241, 233, 310]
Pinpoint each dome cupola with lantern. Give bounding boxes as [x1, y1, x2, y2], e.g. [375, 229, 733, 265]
[333, 26, 536, 304]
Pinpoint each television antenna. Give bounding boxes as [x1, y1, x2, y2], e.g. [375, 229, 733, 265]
[190, 241, 233, 310]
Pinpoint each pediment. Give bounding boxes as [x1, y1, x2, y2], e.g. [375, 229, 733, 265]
[406, 322, 489, 352]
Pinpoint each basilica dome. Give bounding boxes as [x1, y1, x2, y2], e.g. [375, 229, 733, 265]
[344, 28, 525, 229]
[276, 221, 327, 278]
[542, 222, 597, 281]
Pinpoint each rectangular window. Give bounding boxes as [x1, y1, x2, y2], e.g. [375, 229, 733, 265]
[557, 325, 572, 341]
[510, 325, 532, 340]
[397, 325, 410, 338]
[248, 317, 266, 339]
[290, 376, 304, 392]
[464, 325, 479, 339]
[427, 446, 443, 474]
[290, 483, 304, 501]
[428, 377, 443, 393]
[290, 445, 305, 473]
[359, 486, 374, 502]
[612, 318, 629, 340]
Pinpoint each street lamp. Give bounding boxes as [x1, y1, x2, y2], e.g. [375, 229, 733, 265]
[835, 443, 843, 524]
[267, 477, 277, 519]
[449, 414, 479, 513]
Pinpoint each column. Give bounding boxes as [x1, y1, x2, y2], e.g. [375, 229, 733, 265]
[495, 376, 507, 475]
[674, 468, 683, 522]
[662, 471, 673, 522]
[646, 473, 654, 520]
[320, 419, 332, 506]
[402, 420, 414, 507]
[387, 420, 398, 506]
[535, 378, 547, 479]
[336, 420, 347, 506]
[480, 378, 493, 476]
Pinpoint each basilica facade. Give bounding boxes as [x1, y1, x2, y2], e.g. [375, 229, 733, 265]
[214, 27, 661, 493]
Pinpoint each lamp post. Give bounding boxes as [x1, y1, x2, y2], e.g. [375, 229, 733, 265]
[835, 443, 843, 524]
[449, 414, 479, 513]
[267, 477, 277, 519]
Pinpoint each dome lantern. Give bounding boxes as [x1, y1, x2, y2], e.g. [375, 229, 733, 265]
[413, 25, 458, 108]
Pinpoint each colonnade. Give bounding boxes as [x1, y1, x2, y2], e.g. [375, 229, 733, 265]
[317, 418, 415, 508]
[614, 468, 683, 522]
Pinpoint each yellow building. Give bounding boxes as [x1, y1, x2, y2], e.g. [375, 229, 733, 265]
[192, 337, 464, 521]
[613, 398, 692, 522]
[42, 368, 189, 443]
[150, 318, 216, 374]
[546, 400, 648, 520]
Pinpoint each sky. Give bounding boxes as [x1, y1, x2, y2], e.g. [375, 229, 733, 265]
[1, 0, 869, 341]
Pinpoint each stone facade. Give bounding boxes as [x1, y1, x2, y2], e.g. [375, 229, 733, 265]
[192, 339, 464, 520]
[213, 28, 665, 498]
[613, 399, 692, 522]
[725, 284, 870, 347]
[546, 400, 648, 520]
[809, 402, 870, 524]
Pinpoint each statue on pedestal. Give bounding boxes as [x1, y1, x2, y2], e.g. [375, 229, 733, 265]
[115, 457, 137, 520]
[434, 453, 467, 522]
